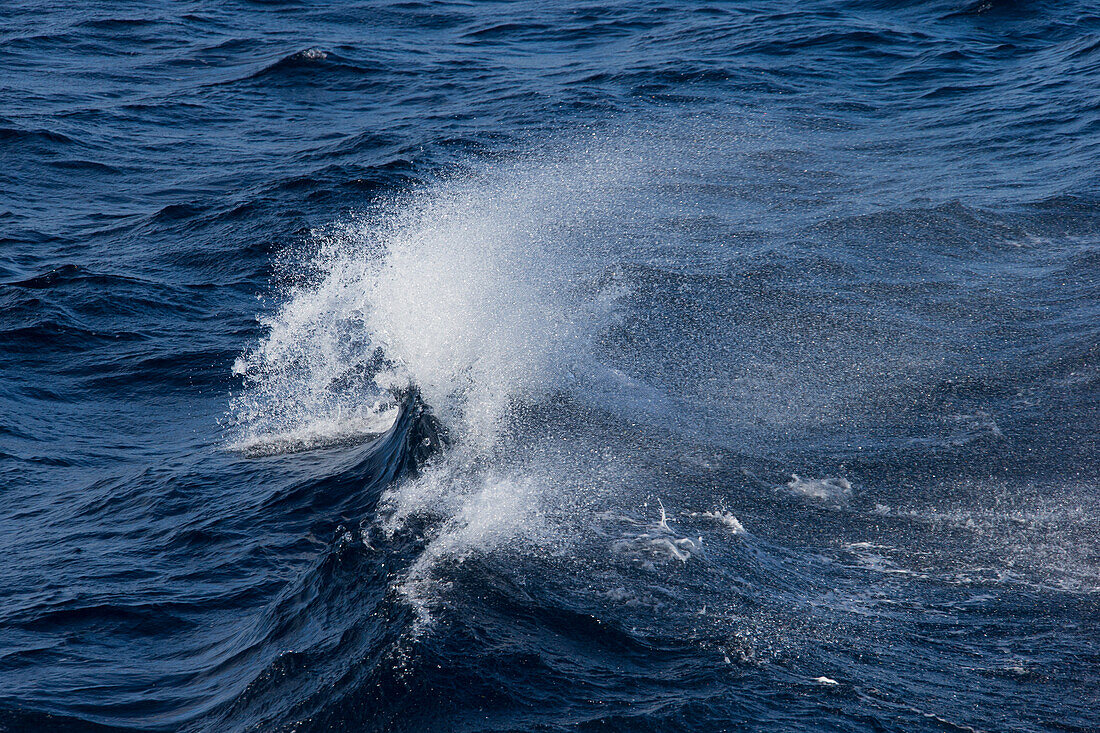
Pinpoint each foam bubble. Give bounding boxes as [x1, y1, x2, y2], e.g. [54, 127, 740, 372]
[611, 500, 703, 570]
[782, 474, 852, 503]
[689, 510, 746, 534]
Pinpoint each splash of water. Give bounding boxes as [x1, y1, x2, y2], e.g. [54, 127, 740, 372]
[229, 131, 686, 622]
[230, 133, 651, 455]
[359, 146, 638, 447]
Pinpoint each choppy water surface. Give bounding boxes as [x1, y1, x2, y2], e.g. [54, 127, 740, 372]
[2, 1, 1098, 731]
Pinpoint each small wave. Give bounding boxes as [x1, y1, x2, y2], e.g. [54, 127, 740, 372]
[289, 47, 327, 62]
[944, 0, 1026, 18]
[460, 22, 551, 40]
[0, 127, 75, 145]
[44, 159, 122, 174]
[77, 16, 158, 29]
[201, 47, 343, 87]
[0, 704, 122, 732]
[150, 202, 206, 221]
[261, 47, 330, 73]
[223, 47, 381, 86]
[0, 322, 113, 353]
[6, 263, 155, 290]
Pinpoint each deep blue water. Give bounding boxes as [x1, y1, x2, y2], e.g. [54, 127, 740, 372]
[2, 1, 1099, 731]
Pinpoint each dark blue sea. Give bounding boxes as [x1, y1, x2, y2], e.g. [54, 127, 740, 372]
[2, 1, 1098, 731]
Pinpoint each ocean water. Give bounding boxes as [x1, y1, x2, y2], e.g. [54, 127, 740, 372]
[2, 1, 1098, 731]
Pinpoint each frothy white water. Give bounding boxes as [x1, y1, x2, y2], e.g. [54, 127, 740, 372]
[227, 218, 397, 453]
[782, 474, 853, 503]
[232, 118, 951, 632]
[611, 501, 703, 569]
[232, 408, 400, 457]
[382, 462, 554, 626]
[229, 116, 996, 642]
[689, 509, 746, 534]
[230, 133, 657, 455]
[359, 144, 638, 447]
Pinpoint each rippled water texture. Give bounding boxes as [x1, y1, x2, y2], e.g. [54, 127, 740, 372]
[2, 1, 1098, 731]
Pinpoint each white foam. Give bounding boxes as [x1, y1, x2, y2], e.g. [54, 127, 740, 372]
[690, 510, 746, 534]
[360, 147, 639, 447]
[230, 406, 399, 456]
[227, 219, 397, 454]
[782, 474, 852, 502]
[611, 500, 703, 570]
[385, 463, 551, 628]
